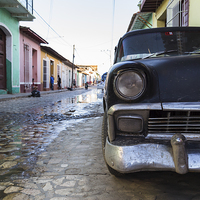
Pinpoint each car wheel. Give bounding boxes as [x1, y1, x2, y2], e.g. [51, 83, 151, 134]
[101, 112, 123, 177]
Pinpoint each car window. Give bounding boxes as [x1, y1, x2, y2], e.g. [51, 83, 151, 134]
[116, 30, 200, 62]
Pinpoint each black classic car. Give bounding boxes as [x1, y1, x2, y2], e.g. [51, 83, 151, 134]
[102, 27, 200, 176]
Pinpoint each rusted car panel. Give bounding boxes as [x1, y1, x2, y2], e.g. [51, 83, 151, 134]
[102, 27, 200, 176]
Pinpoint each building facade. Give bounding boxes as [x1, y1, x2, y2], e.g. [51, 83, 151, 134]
[128, 0, 200, 32]
[20, 27, 48, 93]
[41, 46, 75, 91]
[0, 0, 34, 94]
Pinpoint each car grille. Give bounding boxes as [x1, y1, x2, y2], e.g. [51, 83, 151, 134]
[148, 110, 200, 133]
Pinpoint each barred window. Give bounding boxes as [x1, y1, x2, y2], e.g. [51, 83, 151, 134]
[167, 0, 189, 27]
[43, 59, 50, 88]
[57, 64, 61, 76]
[24, 44, 30, 84]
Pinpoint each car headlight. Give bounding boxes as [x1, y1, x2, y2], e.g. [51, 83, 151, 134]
[114, 70, 146, 100]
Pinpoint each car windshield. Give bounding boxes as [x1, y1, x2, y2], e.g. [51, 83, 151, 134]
[116, 30, 200, 62]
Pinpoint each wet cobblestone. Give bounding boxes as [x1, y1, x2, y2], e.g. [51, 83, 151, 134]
[0, 88, 104, 199]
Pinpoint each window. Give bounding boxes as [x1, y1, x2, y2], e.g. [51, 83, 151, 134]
[57, 64, 61, 76]
[115, 30, 200, 63]
[167, 0, 189, 27]
[43, 59, 49, 88]
[182, 0, 189, 26]
[24, 44, 30, 84]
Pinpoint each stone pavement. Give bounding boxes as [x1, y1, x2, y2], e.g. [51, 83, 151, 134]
[1, 117, 117, 200]
[2, 117, 200, 200]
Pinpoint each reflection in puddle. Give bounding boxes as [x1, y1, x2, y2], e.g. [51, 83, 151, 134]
[0, 121, 62, 180]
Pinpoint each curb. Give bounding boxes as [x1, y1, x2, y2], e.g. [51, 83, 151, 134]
[0, 87, 86, 102]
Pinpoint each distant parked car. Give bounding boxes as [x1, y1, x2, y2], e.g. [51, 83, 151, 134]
[101, 72, 107, 82]
[102, 27, 200, 176]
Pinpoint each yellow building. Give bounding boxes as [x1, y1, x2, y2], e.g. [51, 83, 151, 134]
[40, 46, 73, 91]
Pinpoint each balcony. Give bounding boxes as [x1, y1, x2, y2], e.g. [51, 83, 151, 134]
[141, 0, 164, 12]
[0, 0, 35, 21]
[127, 12, 152, 32]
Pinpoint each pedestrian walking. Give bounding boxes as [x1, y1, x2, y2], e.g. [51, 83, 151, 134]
[58, 75, 61, 89]
[85, 82, 88, 90]
[73, 79, 76, 88]
[50, 75, 54, 90]
[31, 78, 35, 91]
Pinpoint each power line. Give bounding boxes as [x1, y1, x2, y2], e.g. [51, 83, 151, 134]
[32, 8, 72, 48]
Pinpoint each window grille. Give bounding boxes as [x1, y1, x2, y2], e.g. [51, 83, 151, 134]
[43, 60, 49, 88]
[57, 64, 61, 76]
[166, 0, 189, 27]
[24, 44, 30, 85]
[182, 0, 189, 26]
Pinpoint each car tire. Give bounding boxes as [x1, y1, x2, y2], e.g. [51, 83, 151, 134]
[101, 112, 123, 177]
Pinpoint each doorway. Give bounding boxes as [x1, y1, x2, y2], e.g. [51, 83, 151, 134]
[0, 29, 6, 89]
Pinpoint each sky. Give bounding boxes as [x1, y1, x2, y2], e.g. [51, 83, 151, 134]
[20, 0, 140, 75]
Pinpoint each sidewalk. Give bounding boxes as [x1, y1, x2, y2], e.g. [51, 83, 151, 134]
[0, 87, 84, 102]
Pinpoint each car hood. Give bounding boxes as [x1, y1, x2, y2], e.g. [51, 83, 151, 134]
[138, 55, 200, 102]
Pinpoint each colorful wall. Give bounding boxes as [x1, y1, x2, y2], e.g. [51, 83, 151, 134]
[40, 49, 62, 91]
[19, 30, 42, 93]
[0, 8, 20, 94]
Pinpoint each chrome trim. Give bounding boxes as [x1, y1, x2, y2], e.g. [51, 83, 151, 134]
[108, 102, 200, 116]
[108, 103, 162, 116]
[146, 133, 200, 141]
[171, 134, 188, 174]
[108, 114, 115, 142]
[148, 110, 200, 134]
[162, 102, 200, 111]
[105, 134, 200, 174]
[107, 103, 161, 142]
[107, 103, 200, 142]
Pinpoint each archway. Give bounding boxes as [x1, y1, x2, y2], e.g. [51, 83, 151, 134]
[0, 29, 6, 89]
[0, 24, 12, 93]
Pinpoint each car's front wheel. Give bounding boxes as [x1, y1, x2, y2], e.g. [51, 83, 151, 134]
[101, 112, 123, 177]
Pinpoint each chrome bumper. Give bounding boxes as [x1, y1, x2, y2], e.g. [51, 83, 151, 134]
[105, 134, 200, 174]
[105, 102, 200, 174]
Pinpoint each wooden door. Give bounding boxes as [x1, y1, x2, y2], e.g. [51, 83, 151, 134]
[0, 29, 6, 89]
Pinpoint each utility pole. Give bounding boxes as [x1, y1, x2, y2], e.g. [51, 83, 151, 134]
[111, 0, 115, 65]
[71, 45, 75, 89]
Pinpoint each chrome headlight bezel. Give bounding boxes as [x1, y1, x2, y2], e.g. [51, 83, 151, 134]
[113, 69, 146, 101]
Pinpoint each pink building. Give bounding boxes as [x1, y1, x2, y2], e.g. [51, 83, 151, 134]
[20, 26, 48, 93]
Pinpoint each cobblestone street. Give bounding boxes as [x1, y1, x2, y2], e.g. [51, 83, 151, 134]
[1, 87, 200, 200]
